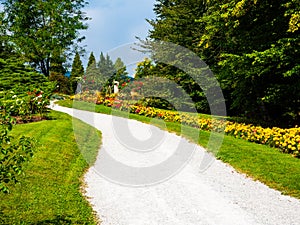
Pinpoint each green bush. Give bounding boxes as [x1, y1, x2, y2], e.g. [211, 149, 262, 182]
[0, 87, 54, 121]
[0, 105, 35, 193]
[0, 57, 54, 95]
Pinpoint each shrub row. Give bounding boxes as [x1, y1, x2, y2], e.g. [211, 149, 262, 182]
[71, 92, 300, 157]
[128, 105, 300, 157]
[0, 88, 52, 122]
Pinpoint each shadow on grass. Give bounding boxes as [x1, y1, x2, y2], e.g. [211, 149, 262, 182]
[0, 209, 86, 225]
[33, 215, 73, 225]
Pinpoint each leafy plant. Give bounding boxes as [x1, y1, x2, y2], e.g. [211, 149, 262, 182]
[2, 0, 89, 77]
[0, 104, 35, 194]
[1, 85, 54, 122]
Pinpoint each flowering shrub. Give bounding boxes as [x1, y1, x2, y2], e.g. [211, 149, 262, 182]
[73, 92, 300, 157]
[128, 105, 300, 157]
[1, 89, 51, 121]
[73, 91, 117, 107]
[225, 123, 300, 156]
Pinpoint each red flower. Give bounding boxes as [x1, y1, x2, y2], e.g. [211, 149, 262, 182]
[114, 103, 122, 109]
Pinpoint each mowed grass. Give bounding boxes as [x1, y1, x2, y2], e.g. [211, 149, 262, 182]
[58, 100, 300, 199]
[0, 110, 101, 225]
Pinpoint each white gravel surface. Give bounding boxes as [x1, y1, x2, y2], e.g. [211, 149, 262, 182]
[53, 104, 300, 225]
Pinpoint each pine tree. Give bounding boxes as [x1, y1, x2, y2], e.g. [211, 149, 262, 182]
[0, 57, 52, 95]
[98, 52, 115, 77]
[70, 52, 84, 94]
[114, 57, 128, 82]
[87, 52, 96, 68]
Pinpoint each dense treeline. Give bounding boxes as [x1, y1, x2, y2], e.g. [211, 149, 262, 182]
[143, 0, 300, 127]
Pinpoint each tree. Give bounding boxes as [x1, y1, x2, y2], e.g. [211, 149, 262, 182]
[87, 52, 96, 68]
[114, 57, 127, 76]
[0, 10, 18, 59]
[50, 49, 67, 76]
[49, 72, 70, 94]
[0, 57, 53, 95]
[147, 0, 300, 126]
[1, 0, 89, 77]
[112, 57, 128, 85]
[70, 52, 84, 94]
[145, 0, 211, 113]
[96, 52, 116, 93]
[198, 0, 300, 125]
[98, 52, 115, 77]
[134, 58, 155, 79]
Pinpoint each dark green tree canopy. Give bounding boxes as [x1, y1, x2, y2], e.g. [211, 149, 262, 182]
[1, 0, 89, 77]
[198, 0, 300, 125]
[0, 57, 52, 95]
[70, 52, 84, 94]
[113, 57, 128, 82]
[87, 52, 96, 68]
[98, 52, 115, 77]
[147, 0, 300, 126]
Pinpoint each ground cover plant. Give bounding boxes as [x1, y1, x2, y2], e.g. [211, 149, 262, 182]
[57, 99, 300, 199]
[0, 110, 102, 224]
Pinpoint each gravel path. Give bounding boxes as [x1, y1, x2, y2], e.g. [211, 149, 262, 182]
[53, 104, 300, 225]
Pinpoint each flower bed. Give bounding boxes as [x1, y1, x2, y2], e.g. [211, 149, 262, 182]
[128, 105, 300, 157]
[1, 89, 52, 122]
[72, 92, 300, 157]
[225, 122, 300, 156]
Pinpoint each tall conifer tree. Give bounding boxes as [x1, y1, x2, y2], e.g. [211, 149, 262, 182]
[70, 52, 84, 94]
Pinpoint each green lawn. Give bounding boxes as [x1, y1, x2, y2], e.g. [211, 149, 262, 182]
[0, 110, 101, 225]
[58, 100, 300, 199]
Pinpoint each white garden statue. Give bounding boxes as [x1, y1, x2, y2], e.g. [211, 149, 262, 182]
[113, 81, 119, 94]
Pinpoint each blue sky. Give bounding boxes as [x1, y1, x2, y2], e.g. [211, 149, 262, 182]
[80, 0, 156, 69]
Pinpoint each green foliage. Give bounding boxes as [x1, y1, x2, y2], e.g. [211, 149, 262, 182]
[198, 0, 300, 125]
[83, 62, 106, 92]
[0, 11, 15, 59]
[113, 57, 128, 84]
[0, 57, 54, 95]
[134, 58, 155, 79]
[145, 1, 212, 114]
[0, 55, 55, 121]
[83, 53, 130, 95]
[49, 72, 71, 94]
[147, 0, 300, 126]
[70, 52, 84, 94]
[134, 58, 209, 113]
[87, 51, 96, 68]
[0, 102, 35, 194]
[2, 0, 89, 76]
[0, 88, 53, 122]
[98, 52, 115, 78]
[49, 49, 67, 76]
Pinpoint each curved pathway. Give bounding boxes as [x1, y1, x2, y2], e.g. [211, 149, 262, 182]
[53, 104, 300, 225]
